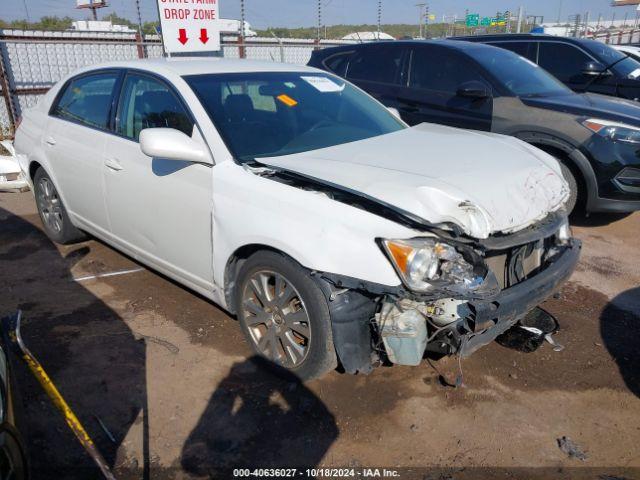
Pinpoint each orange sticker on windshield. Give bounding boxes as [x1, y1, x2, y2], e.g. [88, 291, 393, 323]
[277, 94, 298, 107]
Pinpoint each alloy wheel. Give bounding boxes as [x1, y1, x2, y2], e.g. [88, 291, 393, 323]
[36, 177, 63, 234]
[240, 270, 311, 368]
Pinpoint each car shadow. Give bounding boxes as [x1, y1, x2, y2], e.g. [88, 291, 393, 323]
[181, 355, 339, 477]
[569, 211, 632, 227]
[0, 206, 149, 479]
[600, 287, 640, 399]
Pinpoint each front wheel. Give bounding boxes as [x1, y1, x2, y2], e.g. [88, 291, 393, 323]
[234, 251, 337, 381]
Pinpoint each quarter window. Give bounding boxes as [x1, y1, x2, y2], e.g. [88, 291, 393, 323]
[116, 74, 193, 141]
[52, 72, 118, 129]
[538, 42, 591, 83]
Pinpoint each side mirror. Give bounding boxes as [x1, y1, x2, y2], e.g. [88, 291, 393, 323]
[456, 81, 491, 99]
[387, 107, 402, 119]
[581, 60, 608, 76]
[139, 128, 211, 165]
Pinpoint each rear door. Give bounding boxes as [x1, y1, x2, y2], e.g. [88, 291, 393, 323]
[45, 70, 121, 233]
[344, 43, 408, 112]
[399, 45, 493, 131]
[103, 71, 214, 290]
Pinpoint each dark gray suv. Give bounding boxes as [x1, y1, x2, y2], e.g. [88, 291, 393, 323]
[309, 40, 640, 214]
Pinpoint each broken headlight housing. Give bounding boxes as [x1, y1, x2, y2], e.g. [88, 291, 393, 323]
[381, 238, 485, 293]
[557, 217, 572, 245]
[582, 118, 640, 144]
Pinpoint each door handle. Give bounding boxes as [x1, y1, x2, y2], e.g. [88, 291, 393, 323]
[104, 158, 123, 172]
[45, 137, 56, 146]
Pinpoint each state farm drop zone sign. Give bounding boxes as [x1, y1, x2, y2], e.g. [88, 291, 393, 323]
[157, 0, 221, 53]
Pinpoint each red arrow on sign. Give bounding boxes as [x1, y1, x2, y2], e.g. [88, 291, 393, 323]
[178, 28, 188, 45]
[199, 28, 209, 44]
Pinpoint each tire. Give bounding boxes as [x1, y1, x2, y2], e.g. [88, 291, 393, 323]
[559, 162, 579, 215]
[33, 168, 85, 245]
[234, 251, 337, 381]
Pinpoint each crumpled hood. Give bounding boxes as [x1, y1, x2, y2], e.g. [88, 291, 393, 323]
[260, 123, 569, 239]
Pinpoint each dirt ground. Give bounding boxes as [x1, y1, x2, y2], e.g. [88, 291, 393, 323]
[0, 191, 638, 480]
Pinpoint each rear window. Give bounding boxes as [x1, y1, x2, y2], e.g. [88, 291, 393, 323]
[52, 72, 119, 129]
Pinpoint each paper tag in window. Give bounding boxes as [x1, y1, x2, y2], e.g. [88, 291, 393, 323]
[301, 76, 345, 92]
[629, 68, 640, 79]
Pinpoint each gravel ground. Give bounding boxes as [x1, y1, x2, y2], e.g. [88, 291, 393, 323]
[0, 191, 638, 480]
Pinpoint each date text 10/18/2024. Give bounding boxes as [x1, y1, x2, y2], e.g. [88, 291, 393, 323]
[233, 469, 401, 478]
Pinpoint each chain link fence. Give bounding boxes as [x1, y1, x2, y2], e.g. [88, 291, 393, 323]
[0, 29, 355, 138]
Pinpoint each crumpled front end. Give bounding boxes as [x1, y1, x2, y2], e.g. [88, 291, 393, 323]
[314, 211, 580, 373]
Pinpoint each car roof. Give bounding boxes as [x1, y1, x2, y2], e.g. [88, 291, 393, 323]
[316, 39, 503, 56]
[71, 57, 321, 77]
[450, 33, 601, 47]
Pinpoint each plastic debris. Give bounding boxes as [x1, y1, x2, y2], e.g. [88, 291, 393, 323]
[557, 436, 588, 461]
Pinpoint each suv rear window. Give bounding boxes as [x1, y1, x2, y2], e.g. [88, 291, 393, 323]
[52, 72, 119, 129]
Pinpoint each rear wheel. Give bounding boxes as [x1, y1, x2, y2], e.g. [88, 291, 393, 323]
[235, 251, 337, 381]
[33, 168, 85, 244]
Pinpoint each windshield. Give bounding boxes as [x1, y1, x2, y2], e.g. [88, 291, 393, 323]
[611, 56, 640, 79]
[186, 72, 405, 162]
[583, 41, 627, 65]
[472, 47, 572, 97]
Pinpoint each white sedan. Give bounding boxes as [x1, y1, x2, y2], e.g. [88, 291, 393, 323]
[14, 59, 580, 380]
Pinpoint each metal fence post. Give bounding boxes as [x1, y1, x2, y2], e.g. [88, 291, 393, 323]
[136, 32, 145, 58]
[0, 34, 17, 139]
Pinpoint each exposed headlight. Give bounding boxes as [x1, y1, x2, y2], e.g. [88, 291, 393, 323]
[557, 218, 572, 245]
[582, 118, 640, 144]
[381, 238, 484, 293]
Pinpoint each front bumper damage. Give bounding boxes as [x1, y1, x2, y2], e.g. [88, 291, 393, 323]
[315, 237, 581, 374]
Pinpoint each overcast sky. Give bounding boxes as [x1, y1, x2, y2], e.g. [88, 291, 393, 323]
[5, 0, 640, 28]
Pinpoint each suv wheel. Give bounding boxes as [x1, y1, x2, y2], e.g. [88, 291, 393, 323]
[559, 162, 579, 214]
[33, 168, 85, 244]
[235, 251, 337, 381]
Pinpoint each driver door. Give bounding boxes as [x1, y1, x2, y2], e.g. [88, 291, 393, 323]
[398, 45, 493, 131]
[103, 71, 214, 291]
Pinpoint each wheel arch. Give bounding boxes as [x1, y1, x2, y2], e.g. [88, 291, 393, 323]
[515, 132, 599, 210]
[223, 243, 297, 315]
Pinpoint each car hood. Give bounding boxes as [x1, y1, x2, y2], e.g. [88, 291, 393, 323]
[522, 92, 640, 126]
[259, 123, 569, 239]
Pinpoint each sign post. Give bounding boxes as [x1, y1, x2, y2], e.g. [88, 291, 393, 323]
[156, 0, 221, 55]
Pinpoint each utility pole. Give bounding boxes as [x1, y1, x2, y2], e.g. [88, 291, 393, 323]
[557, 0, 563, 24]
[135, 0, 143, 36]
[516, 6, 524, 33]
[584, 11, 590, 38]
[377, 0, 382, 36]
[240, 0, 246, 42]
[317, 0, 322, 42]
[416, 3, 426, 39]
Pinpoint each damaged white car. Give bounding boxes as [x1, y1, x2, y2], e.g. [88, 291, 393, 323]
[0, 140, 29, 192]
[14, 60, 580, 380]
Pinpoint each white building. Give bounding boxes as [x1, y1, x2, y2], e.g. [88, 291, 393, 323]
[71, 20, 136, 33]
[342, 31, 395, 41]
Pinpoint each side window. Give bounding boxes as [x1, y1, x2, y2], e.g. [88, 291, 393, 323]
[117, 74, 194, 142]
[323, 52, 352, 77]
[52, 72, 118, 129]
[410, 47, 483, 92]
[538, 42, 591, 83]
[346, 45, 405, 85]
[491, 41, 535, 62]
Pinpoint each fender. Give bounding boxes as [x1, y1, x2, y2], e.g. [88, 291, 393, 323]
[513, 131, 600, 211]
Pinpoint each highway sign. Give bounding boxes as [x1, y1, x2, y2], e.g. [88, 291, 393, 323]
[157, 0, 221, 54]
[466, 13, 480, 27]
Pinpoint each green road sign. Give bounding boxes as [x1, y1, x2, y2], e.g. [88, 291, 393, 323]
[480, 16, 491, 26]
[465, 13, 480, 27]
